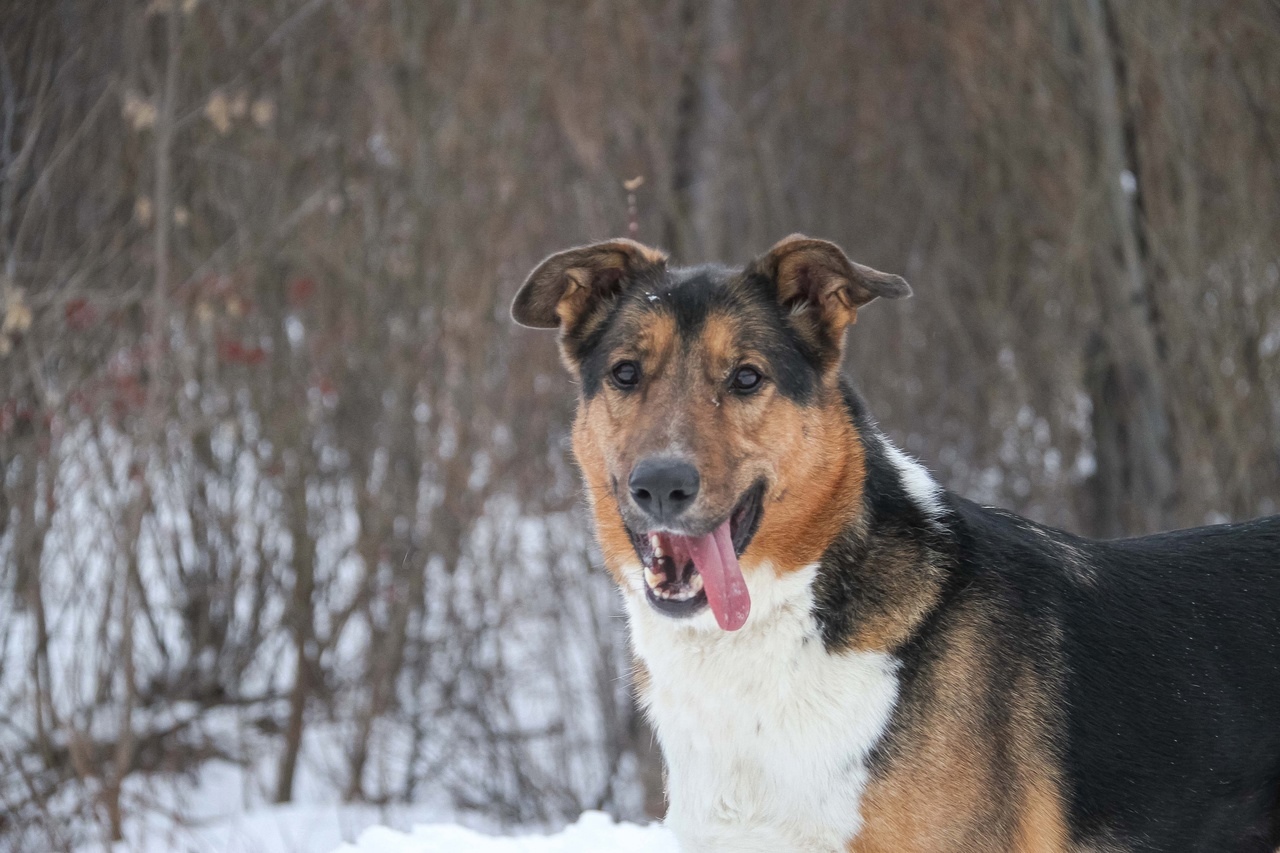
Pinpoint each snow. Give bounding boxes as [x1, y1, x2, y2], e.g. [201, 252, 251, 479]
[77, 795, 675, 853]
[332, 812, 677, 853]
[1119, 168, 1137, 194]
[68, 758, 455, 853]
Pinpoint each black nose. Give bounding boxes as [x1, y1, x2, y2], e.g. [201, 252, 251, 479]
[629, 458, 700, 522]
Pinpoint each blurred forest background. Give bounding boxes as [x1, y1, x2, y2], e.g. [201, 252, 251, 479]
[1, 0, 1279, 849]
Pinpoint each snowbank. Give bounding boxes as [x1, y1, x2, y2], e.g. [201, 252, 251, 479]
[332, 811, 678, 853]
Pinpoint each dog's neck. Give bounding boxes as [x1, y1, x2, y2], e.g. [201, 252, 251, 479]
[807, 382, 959, 653]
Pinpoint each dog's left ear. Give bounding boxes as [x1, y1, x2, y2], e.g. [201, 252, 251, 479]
[751, 234, 910, 367]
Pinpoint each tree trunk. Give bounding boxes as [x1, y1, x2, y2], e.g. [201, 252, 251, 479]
[276, 471, 315, 804]
[1078, 0, 1177, 537]
[667, 0, 734, 263]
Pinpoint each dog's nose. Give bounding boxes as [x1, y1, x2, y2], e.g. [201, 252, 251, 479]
[629, 458, 700, 522]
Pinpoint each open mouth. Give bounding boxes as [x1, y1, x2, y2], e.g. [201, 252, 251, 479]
[626, 480, 765, 631]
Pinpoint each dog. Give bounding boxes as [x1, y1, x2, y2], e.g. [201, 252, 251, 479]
[511, 234, 1280, 852]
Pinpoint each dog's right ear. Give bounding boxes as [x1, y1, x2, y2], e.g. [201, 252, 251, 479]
[511, 239, 667, 333]
[750, 234, 910, 375]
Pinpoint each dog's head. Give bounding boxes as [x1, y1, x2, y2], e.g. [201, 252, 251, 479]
[513, 235, 910, 631]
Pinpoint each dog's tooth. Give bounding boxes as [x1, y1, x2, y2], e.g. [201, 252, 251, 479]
[649, 533, 664, 559]
[689, 573, 704, 592]
[644, 565, 663, 590]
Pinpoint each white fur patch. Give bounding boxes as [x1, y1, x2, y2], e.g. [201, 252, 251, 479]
[624, 562, 900, 852]
[881, 438, 946, 520]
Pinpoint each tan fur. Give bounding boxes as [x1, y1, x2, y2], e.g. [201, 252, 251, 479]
[850, 608, 1070, 853]
[746, 383, 864, 575]
[842, 543, 944, 653]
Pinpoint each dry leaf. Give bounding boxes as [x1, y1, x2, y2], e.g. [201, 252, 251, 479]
[250, 97, 276, 127]
[195, 301, 215, 326]
[122, 92, 156, 131]
[2, 285, 33, 335]
[135, 196, 154, 226]
[205, 91, 232, 135]
[229, 90, 249, 119]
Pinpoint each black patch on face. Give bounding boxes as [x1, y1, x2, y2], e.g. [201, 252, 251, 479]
[565, 265, 667, 395]
[730, 271, 821, 403]
[665, 266, 723, 340]
[738, 270, 829, 367]
[572, 299, 633, 398]
[572, 264, 820, 402]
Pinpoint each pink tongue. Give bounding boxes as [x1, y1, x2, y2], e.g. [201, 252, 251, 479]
[670, 521, 751, 631]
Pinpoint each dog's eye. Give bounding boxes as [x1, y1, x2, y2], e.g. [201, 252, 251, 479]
[730, 365, 763, 393]
[611, 361, 641, 389]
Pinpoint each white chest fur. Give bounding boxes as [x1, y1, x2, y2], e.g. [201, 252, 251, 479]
[624, 564, 900, 853]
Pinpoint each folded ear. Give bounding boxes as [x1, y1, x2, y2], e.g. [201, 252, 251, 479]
[756, 234, 911, 324]
[511, 239, 667, 331]
[751, 234, 910, 368]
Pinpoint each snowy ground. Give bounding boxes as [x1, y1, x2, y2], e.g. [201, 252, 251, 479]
[63, 746, 670, 853]
[59, 742, 673, 853]
[333, 812, 677, 853]
[84, 804, 675, 853]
